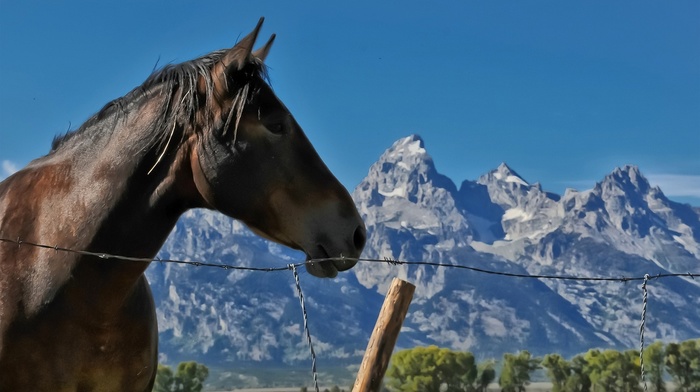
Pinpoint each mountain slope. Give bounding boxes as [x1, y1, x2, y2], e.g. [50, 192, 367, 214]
[145, 134, 700, 371]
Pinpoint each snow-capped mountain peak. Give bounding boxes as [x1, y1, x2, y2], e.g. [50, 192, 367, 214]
[386, 134, 428, 159]
[353, 133, 458, 206]
[351, 135, 472, 297]
[487, 162, 529, 187]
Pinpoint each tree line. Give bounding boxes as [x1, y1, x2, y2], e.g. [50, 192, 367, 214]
[153, 339, 699, 391]
[382, 338, 700, 392]
[152, 361, 209, 392]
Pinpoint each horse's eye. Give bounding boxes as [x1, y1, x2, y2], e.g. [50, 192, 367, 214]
[266, 122, 284, 135]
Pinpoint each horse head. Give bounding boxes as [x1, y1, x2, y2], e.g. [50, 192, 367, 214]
[188, 19, 366, 277]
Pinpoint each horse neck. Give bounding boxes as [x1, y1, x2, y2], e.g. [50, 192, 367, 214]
[47, 98, 200, 308]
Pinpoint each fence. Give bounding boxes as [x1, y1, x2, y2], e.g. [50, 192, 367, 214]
[2, 236, 699, 391]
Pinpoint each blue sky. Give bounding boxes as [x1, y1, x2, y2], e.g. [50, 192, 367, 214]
[1, 1, 699, 205]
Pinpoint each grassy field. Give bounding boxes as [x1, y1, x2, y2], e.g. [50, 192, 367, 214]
[205, 366, 358, 391]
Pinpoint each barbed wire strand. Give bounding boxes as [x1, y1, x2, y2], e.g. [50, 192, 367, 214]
[290, 264, 319, 392]
[0, 237, 298, 271]
[3, 236, 700, 388]
[639, 274, 650, 392]
[3, 237, 699, 282]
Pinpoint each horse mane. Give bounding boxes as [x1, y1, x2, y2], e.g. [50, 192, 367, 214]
[50, 49, 269, 157]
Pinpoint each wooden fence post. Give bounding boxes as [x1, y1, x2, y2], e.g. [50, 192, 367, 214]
[352, 278, 415, 392]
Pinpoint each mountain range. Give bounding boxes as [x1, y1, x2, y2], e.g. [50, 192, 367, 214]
[145, 134, 700, 381]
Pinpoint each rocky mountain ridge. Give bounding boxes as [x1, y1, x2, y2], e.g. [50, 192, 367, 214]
[146, 134, 700, 368]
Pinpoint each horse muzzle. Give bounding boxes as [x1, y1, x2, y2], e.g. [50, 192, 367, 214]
[304, 223, 366, 278]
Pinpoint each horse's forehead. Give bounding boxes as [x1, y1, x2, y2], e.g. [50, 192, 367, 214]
[249, 82, 287, 111]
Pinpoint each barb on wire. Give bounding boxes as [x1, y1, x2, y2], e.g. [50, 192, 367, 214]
[383, 256, 400, 265]
[289, 264, 319, 392]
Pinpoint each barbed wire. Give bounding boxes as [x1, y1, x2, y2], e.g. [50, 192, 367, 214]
[2, 237, 698, 282]
[290, 264, 320, 392]
[639, 274, 650, 392]
[2, 235, 700, 388]
[0, 237, 296, 272]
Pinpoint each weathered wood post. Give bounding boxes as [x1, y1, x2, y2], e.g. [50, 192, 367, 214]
[352, 278, 415, 392]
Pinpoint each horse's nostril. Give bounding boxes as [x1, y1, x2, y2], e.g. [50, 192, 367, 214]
[353, 225, 367, 252]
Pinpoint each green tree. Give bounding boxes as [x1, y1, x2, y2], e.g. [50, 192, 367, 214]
[475, 360, 496, 392]
[643, 341, 666, 392]
[541, 353, 570, 392]
[584, 349, 640, 392]
[175, 361, 209, 392]
[617, 350, 643, 392]
[666, 339, 700, 392]
[441, 348, 479, 391]
[152, 361, 209, 392]
[153, 364, 175, 392]
[385, 346, 479, 392]
[565, 354, 591, 392]
[498, 350, 540, 392]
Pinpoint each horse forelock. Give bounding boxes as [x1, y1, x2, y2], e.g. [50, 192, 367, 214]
[49, 49, 269, 160]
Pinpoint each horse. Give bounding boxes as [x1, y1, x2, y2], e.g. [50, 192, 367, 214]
[0, 18, 366, 391]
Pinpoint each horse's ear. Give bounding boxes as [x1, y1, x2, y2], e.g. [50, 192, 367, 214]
[208, 18, 272, 100]
[252, 34, 276, 63]
[221, 17, 265, 72]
